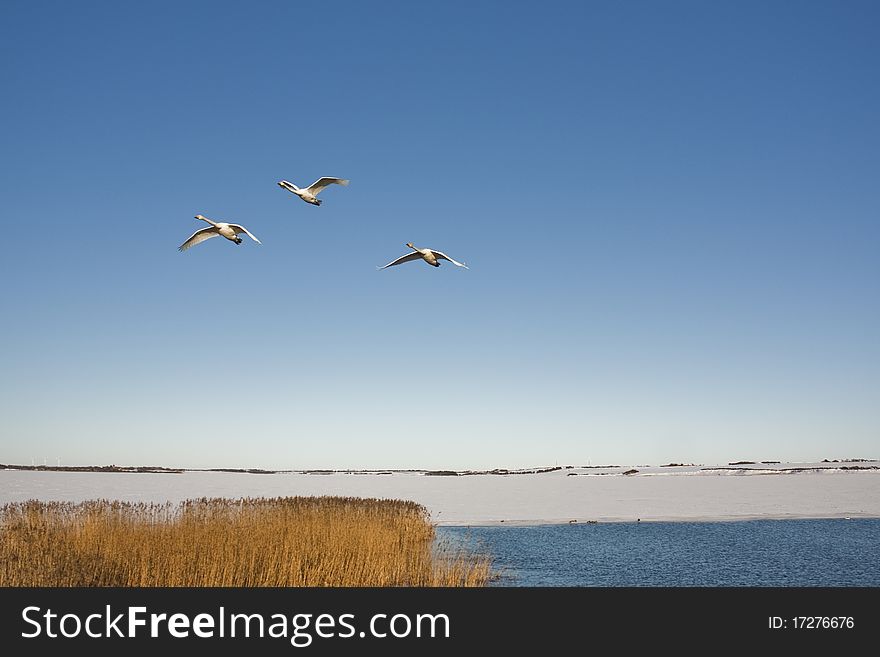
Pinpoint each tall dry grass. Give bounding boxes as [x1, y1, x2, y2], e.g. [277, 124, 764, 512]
[0, 496, 490, 586]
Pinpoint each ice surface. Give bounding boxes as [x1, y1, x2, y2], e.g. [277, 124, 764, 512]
[1, 462, 878, 525]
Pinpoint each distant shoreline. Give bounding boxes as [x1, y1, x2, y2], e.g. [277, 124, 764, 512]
[1, 459, 877, 477]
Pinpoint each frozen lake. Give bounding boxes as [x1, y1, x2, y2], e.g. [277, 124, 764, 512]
[2, 461, 878, 525]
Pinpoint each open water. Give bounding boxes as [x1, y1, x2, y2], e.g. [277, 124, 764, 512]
[437, 518, 880, 586]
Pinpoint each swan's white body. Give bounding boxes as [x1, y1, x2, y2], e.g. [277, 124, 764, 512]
[277, 177, 349, 205]
[379, 243, 468, 269]
[178, 215, 262, 251]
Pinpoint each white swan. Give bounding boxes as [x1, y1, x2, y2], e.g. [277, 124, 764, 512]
[378, 243, 468, 269]
[178, 215, 262, 252]
[277, 177, 349, 205]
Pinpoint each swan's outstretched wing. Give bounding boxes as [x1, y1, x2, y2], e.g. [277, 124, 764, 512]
[229, 224, 262, 244]
[378, 252, 423, 269]
[306, 177, 349, 195]
[178, 226, 219, 251]
[431, 250, 468, 268]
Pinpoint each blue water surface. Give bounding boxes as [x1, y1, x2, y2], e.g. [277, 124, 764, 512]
[437, 519, 880, 586]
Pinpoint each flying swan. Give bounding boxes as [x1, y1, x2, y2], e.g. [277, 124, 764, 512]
[178, 215, 262, 251]
[277, 177, 349, 205]
[378, 243, 468, 269]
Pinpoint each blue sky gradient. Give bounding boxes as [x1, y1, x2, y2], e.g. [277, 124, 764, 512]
[1, 1, 878, 469]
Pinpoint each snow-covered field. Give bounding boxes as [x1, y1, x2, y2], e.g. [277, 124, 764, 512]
[2, 461, 878, 525]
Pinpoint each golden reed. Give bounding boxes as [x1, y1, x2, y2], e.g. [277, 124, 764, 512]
[0, 497, 490, 587]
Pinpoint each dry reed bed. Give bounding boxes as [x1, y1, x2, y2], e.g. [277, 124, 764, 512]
[0, 496, 490, 587]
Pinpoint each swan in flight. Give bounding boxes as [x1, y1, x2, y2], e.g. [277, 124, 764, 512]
[178, 215, 262, 252]
[378, 243, 468, 269]
[277, 177, 349, 205]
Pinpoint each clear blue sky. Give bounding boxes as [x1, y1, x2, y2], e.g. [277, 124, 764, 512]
[1, 1, 877, 470]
